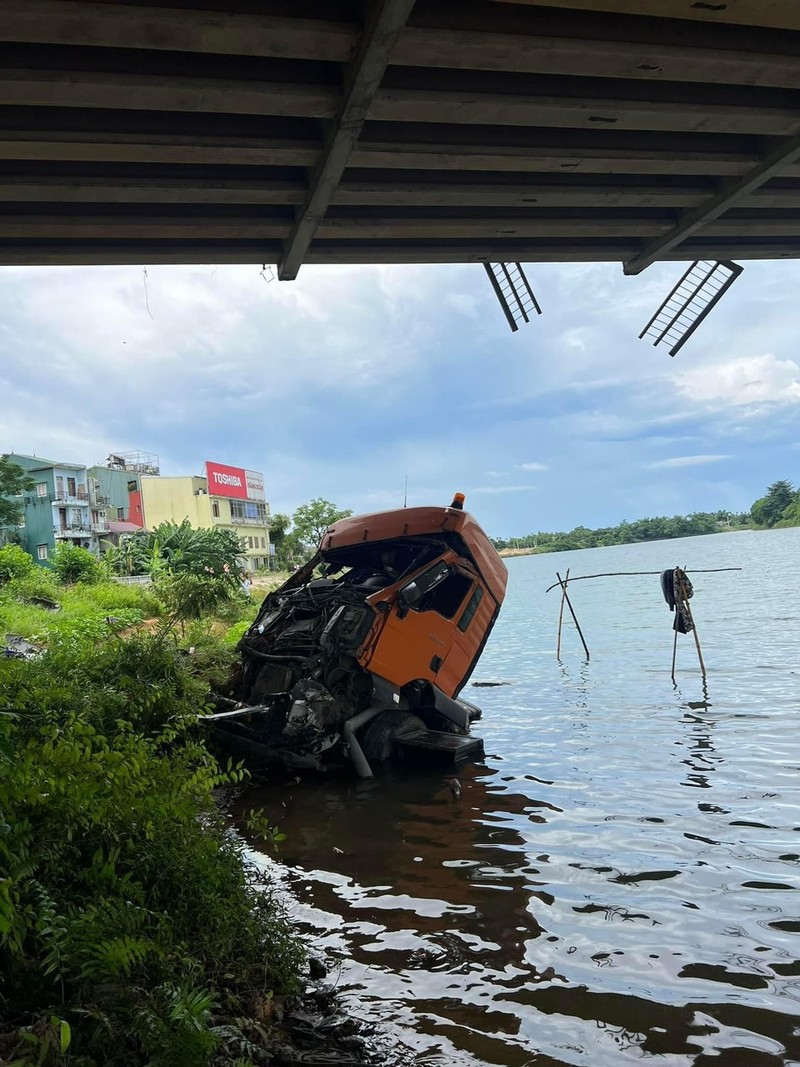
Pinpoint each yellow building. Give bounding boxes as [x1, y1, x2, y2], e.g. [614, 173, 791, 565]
[138, 461, 271, 571]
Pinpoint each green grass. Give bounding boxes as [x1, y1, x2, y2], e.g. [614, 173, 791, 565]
[0, 579, 161, 650]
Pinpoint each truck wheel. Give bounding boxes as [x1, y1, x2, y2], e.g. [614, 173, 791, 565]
[360, 710, 426, 762]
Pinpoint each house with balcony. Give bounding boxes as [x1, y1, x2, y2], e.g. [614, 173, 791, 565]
[6, 453, 109, 564]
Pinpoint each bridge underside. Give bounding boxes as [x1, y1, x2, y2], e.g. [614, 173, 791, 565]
[3, 0, 800, 276]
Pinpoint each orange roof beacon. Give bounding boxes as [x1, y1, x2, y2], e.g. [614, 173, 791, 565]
[209, 494, 508, 777]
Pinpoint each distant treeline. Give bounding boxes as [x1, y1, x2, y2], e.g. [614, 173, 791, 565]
[492, 478, 800, 553]
[491, 510, 750, 553]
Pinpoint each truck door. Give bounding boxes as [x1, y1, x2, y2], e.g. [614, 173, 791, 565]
[364, 557, 475, 693]
[438, 578, 496, 696]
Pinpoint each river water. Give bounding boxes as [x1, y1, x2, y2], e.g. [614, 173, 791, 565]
[240, 528, 800, 1066]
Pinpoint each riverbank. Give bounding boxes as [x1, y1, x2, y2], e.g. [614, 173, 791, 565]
[0, 566, 341, 1066]
[496, 523, 768, 558]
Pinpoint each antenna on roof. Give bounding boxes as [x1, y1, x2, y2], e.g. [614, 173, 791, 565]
[403, 474, 408, 509]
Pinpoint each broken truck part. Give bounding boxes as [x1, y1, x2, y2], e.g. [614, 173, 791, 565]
[208, 494, 508, 777]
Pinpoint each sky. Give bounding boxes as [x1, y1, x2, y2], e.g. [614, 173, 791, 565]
[1, 258, 798, 540]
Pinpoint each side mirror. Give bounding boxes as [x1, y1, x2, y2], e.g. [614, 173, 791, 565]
[398, 580, 421, 607]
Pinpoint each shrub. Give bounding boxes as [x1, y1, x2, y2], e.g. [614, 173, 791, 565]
[0, 635, 303, 1066]
[50, 543, 102, 585]
[5, 567, 60, 603]
[0, 543, 34, 583]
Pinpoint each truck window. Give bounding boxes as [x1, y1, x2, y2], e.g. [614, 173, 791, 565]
[417, 571, 473, 619]
[457, 585, 484, 631]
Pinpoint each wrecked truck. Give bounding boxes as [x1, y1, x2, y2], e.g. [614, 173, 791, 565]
[209, 494, 508, 777]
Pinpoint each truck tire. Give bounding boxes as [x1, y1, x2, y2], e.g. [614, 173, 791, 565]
[360, 710, 426, 762]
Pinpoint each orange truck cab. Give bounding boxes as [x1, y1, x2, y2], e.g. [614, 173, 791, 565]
[212, 495, 508, 776]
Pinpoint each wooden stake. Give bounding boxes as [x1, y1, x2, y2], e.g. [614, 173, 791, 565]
[556, 566, 569, 660]
[556, 570, 590, 660]
[675, 567, 707, 681]
[671, 624, 678, 683]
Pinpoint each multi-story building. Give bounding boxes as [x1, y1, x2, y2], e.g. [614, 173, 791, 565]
[138, 460, 271, 570]
[6, 453, 109, 563]
[88, 451, 160, 530]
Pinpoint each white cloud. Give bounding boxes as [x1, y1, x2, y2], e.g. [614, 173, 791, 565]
[673, 354, 800, 408]
[5, 258, 800, 534]
[445, 292, 481, 319]
[648, 454, 732, 469]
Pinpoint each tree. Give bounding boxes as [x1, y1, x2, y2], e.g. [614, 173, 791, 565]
[291, 498, 352, 550]
[751, 479, 796, 527]
[0, 454, 34, 532]
[779, 496, 800, 527]
[106, 520, 244, 583]
[269, 513, 291, 550]
[267, 512, 302, 570]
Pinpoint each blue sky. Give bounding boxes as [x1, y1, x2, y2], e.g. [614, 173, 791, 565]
[1, 259, 798, 540]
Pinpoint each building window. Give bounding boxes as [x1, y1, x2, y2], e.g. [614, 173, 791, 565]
[37, 544, 48, 560]
[67, 477, 76, 496]
[117, 507, 125, 519]
[36, 482, 47, 498]
[229, 499, 268, 523]
[212, 501, 220, 518]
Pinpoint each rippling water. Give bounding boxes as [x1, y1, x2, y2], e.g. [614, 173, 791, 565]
[238, 528, 800, 1066]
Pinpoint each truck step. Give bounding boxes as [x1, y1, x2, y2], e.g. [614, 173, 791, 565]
[395, 730, 484, 765]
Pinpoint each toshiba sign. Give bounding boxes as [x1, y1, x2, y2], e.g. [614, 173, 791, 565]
[205, 461, 248, 500]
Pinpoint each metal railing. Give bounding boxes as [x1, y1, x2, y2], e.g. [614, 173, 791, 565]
[53, 525, 92, 538]
[53, 492, 90, 504]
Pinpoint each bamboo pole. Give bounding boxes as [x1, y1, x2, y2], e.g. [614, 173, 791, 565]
[679, 568, 707, 679]
[556, 570, 590, 660]
[671, 624, 678, 683]
[545, 566, 741, 594]
[556, 566, 569, 659]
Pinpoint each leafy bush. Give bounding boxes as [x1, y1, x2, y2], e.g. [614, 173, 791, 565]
[50, 543, 102, 585]
[0, 543, 34, 583]
[0, 633, 303, 1066]
[106, 520, 244, 583]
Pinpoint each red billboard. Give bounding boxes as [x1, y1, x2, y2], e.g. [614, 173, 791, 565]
[205, 461, 248, 500]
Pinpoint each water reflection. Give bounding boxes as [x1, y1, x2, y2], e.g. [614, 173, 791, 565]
[235, 530, 800, 1066]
